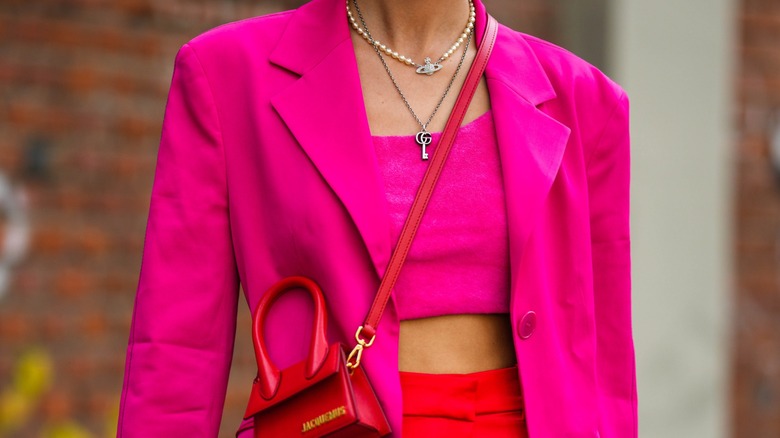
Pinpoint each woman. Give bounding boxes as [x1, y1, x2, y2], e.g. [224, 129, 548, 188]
[117, 0, 636, 436]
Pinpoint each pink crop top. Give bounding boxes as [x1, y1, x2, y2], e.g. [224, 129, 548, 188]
[372, 110, 511, 320]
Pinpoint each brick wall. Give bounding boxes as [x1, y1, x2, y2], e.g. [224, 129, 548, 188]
[735, 0, 780, 436]
[0, 1, 555, 436]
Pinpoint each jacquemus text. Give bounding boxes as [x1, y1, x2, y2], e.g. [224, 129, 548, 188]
[301, 405, 347, 433]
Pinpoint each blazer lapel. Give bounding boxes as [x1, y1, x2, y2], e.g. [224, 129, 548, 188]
[491, 82, 571, 268]
[269, 0, 393, 279]
[268, 0, 571, 286]
[473, 0, 572, 273]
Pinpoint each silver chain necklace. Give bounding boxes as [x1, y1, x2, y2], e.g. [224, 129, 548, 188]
[346, 0, 476, 75]
[352, 0, 473, 160]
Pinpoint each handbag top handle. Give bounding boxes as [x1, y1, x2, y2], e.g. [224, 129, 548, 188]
[251, 276, 329, 399]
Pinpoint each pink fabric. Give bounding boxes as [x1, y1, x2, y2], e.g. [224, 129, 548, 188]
[372, 110, 511, 320]
[118, 0, 637, 436]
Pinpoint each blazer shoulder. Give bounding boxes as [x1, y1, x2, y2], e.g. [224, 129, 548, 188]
[181, 9, 296, 65]
[492, 27, 628, 153]
[517, 31, 626, 104]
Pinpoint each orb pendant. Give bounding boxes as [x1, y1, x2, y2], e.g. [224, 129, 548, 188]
[416, 57, 443, 76]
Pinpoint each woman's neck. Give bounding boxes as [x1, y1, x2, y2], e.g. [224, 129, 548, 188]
[351, 0, 472, 58]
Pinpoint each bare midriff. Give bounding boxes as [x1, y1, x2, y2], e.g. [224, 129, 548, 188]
[398, 314, 516, 374]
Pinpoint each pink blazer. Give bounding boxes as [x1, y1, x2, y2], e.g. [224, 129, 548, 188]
[118, 0, 636, 436]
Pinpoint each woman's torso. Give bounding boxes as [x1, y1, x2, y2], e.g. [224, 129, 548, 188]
[349, 22, 517, 374]
[115, 0, 636, 435]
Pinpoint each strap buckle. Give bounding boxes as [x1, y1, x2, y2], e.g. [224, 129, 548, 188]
[346, 325, 376, 370]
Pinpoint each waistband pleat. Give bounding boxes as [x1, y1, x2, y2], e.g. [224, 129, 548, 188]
[400, 366, 524, 422]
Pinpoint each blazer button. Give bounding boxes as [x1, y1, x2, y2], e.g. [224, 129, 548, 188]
[517, 311, 537, 339]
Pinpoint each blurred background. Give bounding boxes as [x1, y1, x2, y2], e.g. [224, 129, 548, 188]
[0, 0, 774, 436]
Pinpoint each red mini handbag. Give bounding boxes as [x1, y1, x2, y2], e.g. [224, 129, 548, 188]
[244, 276, 391, 437]
[243, 14, 498, 438]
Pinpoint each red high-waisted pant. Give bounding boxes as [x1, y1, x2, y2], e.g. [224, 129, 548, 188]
[400, 366, 529, 438]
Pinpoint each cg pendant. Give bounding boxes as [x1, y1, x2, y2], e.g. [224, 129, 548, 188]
[415, 130, 432, 160]
[415, 57, 443, 76]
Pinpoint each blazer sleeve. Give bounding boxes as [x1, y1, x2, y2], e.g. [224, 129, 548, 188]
[117, 43, 241, 436]
[586, 91, 638, 437]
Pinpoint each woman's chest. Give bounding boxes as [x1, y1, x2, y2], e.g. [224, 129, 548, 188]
[350, 33, 492, 136]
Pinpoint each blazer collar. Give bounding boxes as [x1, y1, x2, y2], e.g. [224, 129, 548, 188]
[269, 0, 348, 76]
[270, 0, 556, 106]
[268, 0, 570, 286]
[269, 0, 393, 278]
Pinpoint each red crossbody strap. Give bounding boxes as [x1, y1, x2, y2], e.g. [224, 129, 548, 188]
[347, 15, 499, 368]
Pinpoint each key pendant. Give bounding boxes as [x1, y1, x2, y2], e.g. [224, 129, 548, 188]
[415, 130, 432, 160]
[415, 57, 443, 76]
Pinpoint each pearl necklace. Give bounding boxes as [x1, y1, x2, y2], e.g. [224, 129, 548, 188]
[346, 0, 476, 75]
[352, 0, 472, 160]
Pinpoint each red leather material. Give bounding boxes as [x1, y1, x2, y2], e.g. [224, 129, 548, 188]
[364, 15, 499, 331]
[244, 17, 497, 438]
[245, 276, 391, 437]
[250, 276, 330, 399]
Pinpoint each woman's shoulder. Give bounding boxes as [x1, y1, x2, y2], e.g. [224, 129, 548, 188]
[180, 8, 297, 65]
[493, 24, 628, 154]
[503, 25, 625, 104]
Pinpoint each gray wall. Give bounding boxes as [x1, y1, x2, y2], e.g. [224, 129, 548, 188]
[610, 0, 736, 436]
